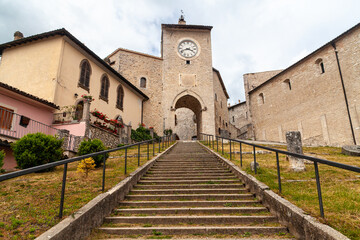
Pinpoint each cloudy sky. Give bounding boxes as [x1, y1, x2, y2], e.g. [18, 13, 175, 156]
[1, 0, 359, 104]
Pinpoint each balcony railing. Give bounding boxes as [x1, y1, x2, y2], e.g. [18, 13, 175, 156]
[0, 107, 58, 140]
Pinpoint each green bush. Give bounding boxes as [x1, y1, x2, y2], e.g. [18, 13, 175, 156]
[12, 133, 63, 170]
[77, 139, 108, 167]
[163, 129, 173, 136]
[0, 149, 5, 170]
[131, 126, 152, 142]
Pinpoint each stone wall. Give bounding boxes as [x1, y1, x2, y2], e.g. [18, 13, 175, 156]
[247, 26, 360, 146]
[88, 124, 120, 148]
[213, 70, 230, 136]
[174, 108, 196, 140]
[108, 49, 164, 135]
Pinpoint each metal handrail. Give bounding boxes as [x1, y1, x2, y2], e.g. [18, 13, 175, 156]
[0, 134, 175, 218]
[199, 133, 360, 218]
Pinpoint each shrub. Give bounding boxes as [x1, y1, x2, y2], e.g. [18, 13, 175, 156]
[131, 126, 152, 142]
[163, 129, 173, 136]
[12, 133, 63, 170]
[76, 157, 96, 177]
[77, 139, 108, 167]
[0, 149, 5, 170]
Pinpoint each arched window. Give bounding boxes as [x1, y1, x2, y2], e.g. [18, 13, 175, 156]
[116, 85, 124, 110]
[315, 58, 325, 74]
[283, 79, 291, 90]
[140, 77, 147, 88]
[258, 93, 265, 105]
[100, 74, 110, 101]
[79, 60, 91, 90]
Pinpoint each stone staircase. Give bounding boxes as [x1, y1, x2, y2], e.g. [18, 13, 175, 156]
[93, 141, 292, 239]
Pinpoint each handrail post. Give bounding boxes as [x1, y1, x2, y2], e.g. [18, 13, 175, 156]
[276, 152, 282, 193]
[162, 137, 164, 150]
[314, 161, 325, 218]
[212, 135, 214, 149]
[230, 139, 232, 160]
[124, 147, 128, 174]
[59, 163, 68, 218]
[147, 141, 149, 160]
[138, 143, 140, 166]
[253, 145, 257, 174]
[216, 136, 218, 152]
[240, 142, 242, 167]
[158, 138, 160, 153]
[102, 153, 106, 192]
[153, 139, 155, 156]
[222, 138, 224, 155]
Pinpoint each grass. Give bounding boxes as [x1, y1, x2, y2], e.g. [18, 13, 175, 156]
[202, 140, 360, 240]
[0, 141, 175, 239]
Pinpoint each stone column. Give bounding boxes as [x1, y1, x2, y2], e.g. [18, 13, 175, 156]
[149, 128, 154, 138]
[82, 100, 91, 122]
[126, 124, 132, 144]
[57, 129, 70, 151]
[286, 131, 306, 172]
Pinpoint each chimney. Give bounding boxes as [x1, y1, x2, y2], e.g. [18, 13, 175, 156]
[178, 14, 186, 25]
[14, 31, 23, 40]
[238, 100, 241, 103]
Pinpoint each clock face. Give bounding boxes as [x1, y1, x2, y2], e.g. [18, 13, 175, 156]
[178, 40, 198, 58]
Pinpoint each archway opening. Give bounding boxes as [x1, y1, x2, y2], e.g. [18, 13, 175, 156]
[75, 101, 84, 121]
[174, 95, 202, 140]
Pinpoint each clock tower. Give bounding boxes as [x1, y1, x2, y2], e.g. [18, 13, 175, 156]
[161, 16, 216, 138]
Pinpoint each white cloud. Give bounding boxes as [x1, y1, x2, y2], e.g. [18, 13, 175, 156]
[1, 0, 359, 103]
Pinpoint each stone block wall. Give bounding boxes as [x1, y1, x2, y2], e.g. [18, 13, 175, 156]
[247, 26, 360, 146]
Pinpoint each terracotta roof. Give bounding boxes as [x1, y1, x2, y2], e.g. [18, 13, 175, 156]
[248, 22, 360, 94]
[228, 101, 246, 109]
[213, 68, 229, 99]
[0, 82, 59, 109]
[0, 28, 149, 100]
[162, 24, 213, 30]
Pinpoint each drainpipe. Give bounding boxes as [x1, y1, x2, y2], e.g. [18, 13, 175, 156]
[331, 42, 357, 145]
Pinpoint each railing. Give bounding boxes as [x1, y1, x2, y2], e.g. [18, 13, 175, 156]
[0, 107, 58, 140]
[199, 133, 360, 218]
[0, 134, 175, 218]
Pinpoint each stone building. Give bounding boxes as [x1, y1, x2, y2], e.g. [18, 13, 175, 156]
[107, 16, 232, 139]
[236, 22, 360, 146]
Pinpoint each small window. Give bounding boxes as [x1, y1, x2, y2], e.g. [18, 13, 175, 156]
[175, 114, 177, 126]
[116, 85, 124, 110]
[215, 93, 217, 101]
[258, 93, 265, 105]
[226, 122, 228, 127]
[219, 116, 221, 123]
[218, 128, 221, 134]
[78, 59, 91, 91]
[221, 101, 223, 108]
[283, 79, 291, 90]
[0, 106, 14, 130]
[246, 112, 248, 119]
[186, 60, 190, 64]
[232, 116, 235, 122]
[100, 74, 110, 101]
[315, 58, 325, 74]
[140, 77, 147, 88]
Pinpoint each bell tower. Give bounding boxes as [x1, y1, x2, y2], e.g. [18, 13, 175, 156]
[161, 17, 216, 139]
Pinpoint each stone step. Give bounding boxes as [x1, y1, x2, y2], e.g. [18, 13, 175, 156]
[114, 207, 268, 215]
[144, 173, 234, 177]
[125, 194, 254, 201]
[129, 189, 248, 195]
[104, 215, 277, 225]
[134, 184, 245, 189]
[141, 176, 236, 180]
[97, 226, 288, 236]
[151, 164, 223, 168]
[137, 179, 242, 184]
[148, 170, 230, 174]
[150, 167, 226, 171]
[118, 200, 262, 208]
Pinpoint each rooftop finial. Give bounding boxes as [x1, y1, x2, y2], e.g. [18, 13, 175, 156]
[178, 10, 186, 25]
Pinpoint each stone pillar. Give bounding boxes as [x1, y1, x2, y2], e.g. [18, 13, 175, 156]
[149, 128, 154, 138]
[57, 129, 70, 151]
[126, 124, 132, 144]
[82, 100, 91, 122]
[286, 131, 306, 172]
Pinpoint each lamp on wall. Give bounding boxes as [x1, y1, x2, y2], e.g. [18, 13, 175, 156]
[74, 93, 78, 98]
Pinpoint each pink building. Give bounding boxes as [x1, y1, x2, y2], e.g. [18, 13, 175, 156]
[0, 82, 59, 171]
